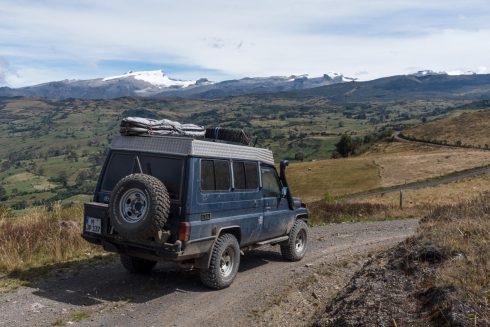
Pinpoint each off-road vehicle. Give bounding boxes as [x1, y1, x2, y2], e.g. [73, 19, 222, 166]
[83, 133, 309, 289]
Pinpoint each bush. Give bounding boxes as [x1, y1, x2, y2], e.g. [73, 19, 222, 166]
[308, 200, 389, 224]
[335, 134, 354, 157]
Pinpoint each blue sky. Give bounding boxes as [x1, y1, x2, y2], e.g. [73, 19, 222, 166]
[1, 0, 490, 87]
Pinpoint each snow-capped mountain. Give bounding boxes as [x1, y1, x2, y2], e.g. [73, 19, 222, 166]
[0, 70, 352, 99]
[410, 69, 480, 77]
[446, 70, 477, 76]
[410, 70, 448, 77]
[102, 70, 202, 88]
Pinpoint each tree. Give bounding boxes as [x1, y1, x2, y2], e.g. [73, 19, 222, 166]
[335, 134, 354, 157]
[294, 151, 305, 162]
[0, 186, 6, 201]
[58, 171, 69, 187]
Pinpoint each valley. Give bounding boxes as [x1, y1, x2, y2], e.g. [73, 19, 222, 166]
[0, 92, 485, 209]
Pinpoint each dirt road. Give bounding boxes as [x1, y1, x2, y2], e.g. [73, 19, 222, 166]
[0, 219, 418, 327]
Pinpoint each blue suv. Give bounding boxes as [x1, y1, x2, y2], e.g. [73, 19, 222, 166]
[83, 135, 309, 289]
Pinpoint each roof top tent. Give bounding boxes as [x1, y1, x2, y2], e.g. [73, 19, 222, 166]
[110, 135, 275, 166]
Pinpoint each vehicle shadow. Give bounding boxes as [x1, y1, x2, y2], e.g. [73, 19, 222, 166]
[11, 248, 284, 307]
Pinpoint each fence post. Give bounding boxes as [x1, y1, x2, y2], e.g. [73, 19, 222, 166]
[399, 190, 404, 209]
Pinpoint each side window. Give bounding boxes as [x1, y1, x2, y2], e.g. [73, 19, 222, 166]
[201, 159, 231, 191]
[244, 162, 259, 189]
[232, 162, 246, 189]
[201, 160, 215, 191]
[261, 167, 281, 198]
[233, 161, 259, 190]
[215, 160, 231, 191]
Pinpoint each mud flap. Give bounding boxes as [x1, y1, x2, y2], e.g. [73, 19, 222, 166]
[194, 250, 213, 269]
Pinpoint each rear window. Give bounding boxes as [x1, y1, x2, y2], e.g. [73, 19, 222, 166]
[233, 161, 259, 190]
[100, 153, 135, 191]
[101, 152, 184, 200]
[139, 155, 184, 199]
[201, 159, 231, 191]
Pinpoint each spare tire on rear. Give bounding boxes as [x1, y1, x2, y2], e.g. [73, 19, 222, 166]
[109, 173, 170, 239]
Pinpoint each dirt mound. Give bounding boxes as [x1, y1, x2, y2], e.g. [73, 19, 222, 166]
[313, 239, 481, 327]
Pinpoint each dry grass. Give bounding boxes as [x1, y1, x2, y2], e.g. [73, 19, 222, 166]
[364, 142, 490, 187]
[288, 157, 380, 202]
[308, 199, 428, 225]
[405, 109, 490, 148]
[288, 141, 490, 202]
[357, 174, 490, 209]
[0, 203, 103, 274]
[413, 195, 490, 324]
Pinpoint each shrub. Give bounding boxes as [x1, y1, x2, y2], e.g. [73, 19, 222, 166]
[308, 200, 389, 224]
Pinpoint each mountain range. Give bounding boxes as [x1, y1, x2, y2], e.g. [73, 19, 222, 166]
[1, 69, 490, 101]
[0, 70, 353, 100]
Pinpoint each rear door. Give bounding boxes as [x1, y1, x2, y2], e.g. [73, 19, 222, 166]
[260, 165, 290, 240]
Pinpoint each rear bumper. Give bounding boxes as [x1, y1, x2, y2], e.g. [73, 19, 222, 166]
[83, 201, 215, 261]
[82, 232, 214, 262]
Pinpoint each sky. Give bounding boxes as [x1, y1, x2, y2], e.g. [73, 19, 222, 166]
[1, 0, 490, 87]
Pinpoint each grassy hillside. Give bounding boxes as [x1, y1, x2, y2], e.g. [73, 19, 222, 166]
[0, 95, 484, 209]
[404, 108, 490, 148]
[288, 142, 490, 202]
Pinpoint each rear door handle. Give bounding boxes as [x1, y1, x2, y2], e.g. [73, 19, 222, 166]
[265, 206, 271, 211]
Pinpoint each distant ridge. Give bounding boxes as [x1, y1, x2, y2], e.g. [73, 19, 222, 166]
[1, 70, 490, 101]
[0, 70, 351, 100]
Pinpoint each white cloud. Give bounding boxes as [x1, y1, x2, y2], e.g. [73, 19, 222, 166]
[1, 0, 490, 86]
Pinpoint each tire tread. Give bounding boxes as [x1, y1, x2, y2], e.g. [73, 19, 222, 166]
[200, 234, 240, 289]
[109, 173, 170, 239]
[281, 220, 308, 261]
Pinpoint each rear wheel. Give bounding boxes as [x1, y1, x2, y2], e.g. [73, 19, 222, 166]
[120, 254, 157, 274]
[281, 220, 308, 261]
[200, 234, 240, 289]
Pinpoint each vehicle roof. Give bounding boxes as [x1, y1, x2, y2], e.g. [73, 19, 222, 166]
[110, 135, 275, 165]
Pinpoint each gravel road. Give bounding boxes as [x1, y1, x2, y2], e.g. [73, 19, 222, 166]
[0, 219, 418, 327]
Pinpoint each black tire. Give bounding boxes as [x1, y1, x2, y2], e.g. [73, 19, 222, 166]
[120, 254, 157, 274]
[281, 220, 308, 261]
[205, 127, 252, 145]
[109, 173, 170, 239]
[200, 234, 240, 290]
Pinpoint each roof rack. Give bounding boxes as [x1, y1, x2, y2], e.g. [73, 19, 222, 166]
[110, 135, 274, 165]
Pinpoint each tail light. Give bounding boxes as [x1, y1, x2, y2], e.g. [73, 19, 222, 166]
[178, 222, 191, 241]
[301, 202, 307, 208]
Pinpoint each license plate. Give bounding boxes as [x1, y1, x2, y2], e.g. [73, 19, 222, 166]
[85, 217, 102, 234]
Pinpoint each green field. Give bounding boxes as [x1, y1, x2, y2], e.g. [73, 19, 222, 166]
[0, 95, 484, 209]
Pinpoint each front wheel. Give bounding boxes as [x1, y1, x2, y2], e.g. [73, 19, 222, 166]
[200, 234, 240, 289]
[281, 220, 308, 261]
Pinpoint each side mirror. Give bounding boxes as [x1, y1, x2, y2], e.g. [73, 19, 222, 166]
[281, 186, 288, 198]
